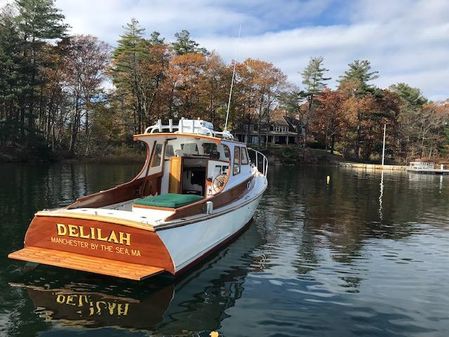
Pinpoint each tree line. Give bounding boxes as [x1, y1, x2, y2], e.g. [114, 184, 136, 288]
[0, 0, 448, 163]
[290, 58, 449, 162]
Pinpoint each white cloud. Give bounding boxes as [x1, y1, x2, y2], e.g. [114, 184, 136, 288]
[198, 0, 449, 100]
[1, 0, 448, 100]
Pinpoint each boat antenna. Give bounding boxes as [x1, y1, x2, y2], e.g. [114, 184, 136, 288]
[224, 25, 241, 132]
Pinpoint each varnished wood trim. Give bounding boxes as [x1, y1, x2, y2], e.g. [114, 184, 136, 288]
[139, 140, 157, 195]
[67, 173, 162, 210]
[221, 138, 247, 145]
[164, 175, 254, 221]
[157, 180, 265, 231]
[9, 247, 165, 281]
[17, 215, 175, 273]
[169, 156, 182, 194]
[35, 211, 155, 232]
[211, 176, 253, 208]
[133, 141, 151, 181]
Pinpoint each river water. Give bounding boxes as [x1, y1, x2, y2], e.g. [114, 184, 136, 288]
[1, 163, 449, 337]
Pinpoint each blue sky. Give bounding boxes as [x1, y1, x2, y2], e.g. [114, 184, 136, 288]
[2, 0, 448, 100]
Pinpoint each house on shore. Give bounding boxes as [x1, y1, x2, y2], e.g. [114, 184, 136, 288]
[234, 115, 302, 145]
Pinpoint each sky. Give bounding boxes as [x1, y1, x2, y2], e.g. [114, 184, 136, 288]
[3, 0, 449, 100]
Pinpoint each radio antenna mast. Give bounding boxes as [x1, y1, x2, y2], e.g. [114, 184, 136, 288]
[224, 25, 241, 131]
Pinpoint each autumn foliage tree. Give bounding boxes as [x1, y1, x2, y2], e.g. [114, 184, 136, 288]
[301, 57, 331, 147]
[0, 0, 448, 163]
[111, 19, 169, 134]
[311, 90, 345, 154]
[60, 35, 110, 155]
[234, 59, 287, 145]
[167, 53, 209, 118]
[338, 60, 380, 160]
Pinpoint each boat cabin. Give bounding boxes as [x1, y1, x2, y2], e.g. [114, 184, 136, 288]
[66, 119, 259, 225]
[134, 134, 251, 197]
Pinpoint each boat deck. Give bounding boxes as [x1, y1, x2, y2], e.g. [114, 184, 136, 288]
[36, 198, 177, 230]
[36, 172, 265, 232]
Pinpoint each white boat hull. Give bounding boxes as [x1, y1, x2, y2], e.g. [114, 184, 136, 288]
[158, 190, 264, 272]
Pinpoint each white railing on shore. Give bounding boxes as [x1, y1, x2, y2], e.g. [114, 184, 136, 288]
[145, 118, 234, 140]
[248, 148, 268, 176]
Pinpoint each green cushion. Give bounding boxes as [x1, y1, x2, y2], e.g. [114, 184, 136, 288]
[134, 193, 203, 208]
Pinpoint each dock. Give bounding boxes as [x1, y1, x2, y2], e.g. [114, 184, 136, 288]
[338, 162, 406, 171]
[338, 161, 449, 175]
[406, 161, 449, 175]
[406, 167, 449, 175]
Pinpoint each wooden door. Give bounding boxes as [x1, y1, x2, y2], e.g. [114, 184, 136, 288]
[169, 157, 182, 194]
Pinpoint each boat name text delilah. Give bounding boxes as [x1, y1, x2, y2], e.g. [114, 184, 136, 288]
[56, 224, 132, 246]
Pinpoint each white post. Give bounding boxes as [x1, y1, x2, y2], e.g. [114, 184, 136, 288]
[225, 60, 236, 131]
[381, 123, 386, 167]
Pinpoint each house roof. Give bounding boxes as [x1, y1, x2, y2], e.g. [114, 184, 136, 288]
[232, 113, 302, 133]
[284, 116, 302, 128]
[271, 117, 290, 126]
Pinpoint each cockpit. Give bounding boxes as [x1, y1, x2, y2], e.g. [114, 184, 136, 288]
[142, 136, 232, 198]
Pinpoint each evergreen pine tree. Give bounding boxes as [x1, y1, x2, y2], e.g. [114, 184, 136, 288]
[14, 0, 67, 138]
[112, 19, 168, 133]
[0, 6, 22, 140]
[301, 56, 331, 96]
[339, 59, 379, 95]
[112, 18, 149, 133]
[300, 56, 331, 149]
[389, 83, 427, 109]
[149, 31, 165, 45]
[172, 29, 208, 55]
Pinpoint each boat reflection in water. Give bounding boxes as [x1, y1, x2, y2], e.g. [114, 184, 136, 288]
[10, 222, 263, 334]
[13, 283, 173, 330]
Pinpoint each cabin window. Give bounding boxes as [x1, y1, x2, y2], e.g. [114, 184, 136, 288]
[223, 145, 230, 161]
[181, 143, 199, 155]
[241, 147, 249, 165]
[202, 143, 220, 160]
[233, 146, 241, 175]
[202, 142, 216, 153]
[165, 144, 175, 158]
[151, 143, 163, 167]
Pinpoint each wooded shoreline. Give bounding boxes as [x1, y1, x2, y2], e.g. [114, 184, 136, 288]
[1, 0, 448, 165]
[0, 144, 338, 166]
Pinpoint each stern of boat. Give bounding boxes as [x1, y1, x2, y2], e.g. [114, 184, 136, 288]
[8, 212, 175, 281]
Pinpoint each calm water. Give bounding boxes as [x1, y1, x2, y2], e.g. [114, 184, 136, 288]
[1, 163, 449, 337]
